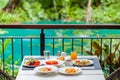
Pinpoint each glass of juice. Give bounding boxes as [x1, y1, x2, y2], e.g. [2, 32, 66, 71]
[71, 51, 77, 60]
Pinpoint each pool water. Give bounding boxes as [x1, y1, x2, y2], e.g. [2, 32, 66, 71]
[0, 29, 120, 65]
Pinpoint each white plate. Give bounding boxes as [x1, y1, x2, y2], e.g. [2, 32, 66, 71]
[23, 60, 42, 68]
[58, 67, 81, 75]
[34, 65, 58, 74]
[45, 59, 64, 66]
[73, 59, 94, 67]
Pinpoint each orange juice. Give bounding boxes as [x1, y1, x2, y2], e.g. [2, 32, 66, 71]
[71, 52, 77, 60]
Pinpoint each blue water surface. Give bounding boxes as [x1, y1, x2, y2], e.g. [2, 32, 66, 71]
[0, 29, 120, 65]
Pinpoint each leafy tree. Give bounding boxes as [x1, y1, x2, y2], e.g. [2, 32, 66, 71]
[0, 0, 120, 24]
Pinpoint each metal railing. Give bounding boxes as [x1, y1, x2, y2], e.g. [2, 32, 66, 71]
[0, 24, 120, 77]
[0, 36, 120, 77]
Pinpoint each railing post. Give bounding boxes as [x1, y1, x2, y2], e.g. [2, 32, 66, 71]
[40, 29, 45, 56]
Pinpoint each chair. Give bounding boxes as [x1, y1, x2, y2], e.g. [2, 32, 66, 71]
[106, 67, 120, 80]
[0, 69, 14, 80]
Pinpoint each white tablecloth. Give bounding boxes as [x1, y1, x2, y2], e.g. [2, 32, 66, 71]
[16, 56, 105, 80]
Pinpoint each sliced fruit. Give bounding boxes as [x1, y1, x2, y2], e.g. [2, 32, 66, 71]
[46, 60, 58, 65]
[34, 60, 40, 66]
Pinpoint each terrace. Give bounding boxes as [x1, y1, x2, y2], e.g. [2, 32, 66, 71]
[0, 24, 120, 79]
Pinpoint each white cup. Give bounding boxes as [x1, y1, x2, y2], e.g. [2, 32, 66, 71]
[65, 58, 73, 66]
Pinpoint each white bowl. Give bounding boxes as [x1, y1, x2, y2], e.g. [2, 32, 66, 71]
[34, 65, 58, 74]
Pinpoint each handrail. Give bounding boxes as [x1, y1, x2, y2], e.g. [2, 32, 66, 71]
[0, 24, 120, 55]
[0, 36, 119, 39]
[0, 36, 40, 39]
[0, 24, 120, 29]
[45, 36, 120, 39]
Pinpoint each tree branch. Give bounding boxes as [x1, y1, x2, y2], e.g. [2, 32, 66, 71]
[86, 0, 92, 24]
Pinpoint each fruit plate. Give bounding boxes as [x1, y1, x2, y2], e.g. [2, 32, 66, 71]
[45, 59, 64, 66]
[58, 67, 81, 75]
[34, 65, 58, 74]
[73, 59, 94, 67]
[23, 59, 42, 68]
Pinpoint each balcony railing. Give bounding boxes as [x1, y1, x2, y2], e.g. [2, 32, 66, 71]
[0, 36, 120, 77]
[0, 24, 120, 78]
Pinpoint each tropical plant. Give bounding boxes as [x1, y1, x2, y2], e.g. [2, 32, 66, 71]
[85, 40, 120, 76]
[0, 0, 120, 24]
[0, 39, 20, 78]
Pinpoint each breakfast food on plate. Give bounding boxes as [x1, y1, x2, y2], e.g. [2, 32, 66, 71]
[65, 68, 77, 74]
[40, 67, 52, 72]
[57, 56, 65, 61]
[24, 57, 40, 66]
[74, 59, 91, 66]
[46, 60, 58, 65]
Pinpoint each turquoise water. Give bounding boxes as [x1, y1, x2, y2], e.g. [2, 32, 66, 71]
[0, 29, 120, 65]
[1, 29, 120, 37]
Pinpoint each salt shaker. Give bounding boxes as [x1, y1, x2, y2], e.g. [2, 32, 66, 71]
[57, 51, 61, 57]
[61, 52, 66, 57]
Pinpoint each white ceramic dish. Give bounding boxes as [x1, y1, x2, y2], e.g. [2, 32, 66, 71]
[23, 60, 42, 68]
[73, 59, 94, 67]
[34, 65, 58, 74]
[45, 59, 64, 66]
[58, 67, 81, 75]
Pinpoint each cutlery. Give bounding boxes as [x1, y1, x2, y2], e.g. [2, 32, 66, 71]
[81, 67, 95, 70]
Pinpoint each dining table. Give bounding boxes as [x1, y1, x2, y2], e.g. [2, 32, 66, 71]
[16, 56, 106, 80]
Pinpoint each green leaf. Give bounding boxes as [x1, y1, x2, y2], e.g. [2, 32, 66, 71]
[0, 0, 9, 9]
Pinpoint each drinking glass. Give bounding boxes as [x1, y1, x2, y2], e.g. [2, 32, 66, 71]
[43, 50, 50, 59]
[71, 51, 77, 60]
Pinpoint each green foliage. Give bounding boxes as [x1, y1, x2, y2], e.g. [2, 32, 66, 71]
[0, 39, 20, 77]
[0, 0, 9, 9]
[0, 0, 120, 24]
[22, 1, 47, 20]
[91, 2, 120, 23]
[101, 0, 120, 5]
[0, 11, 22, 24]
[0, 39, 11, 54]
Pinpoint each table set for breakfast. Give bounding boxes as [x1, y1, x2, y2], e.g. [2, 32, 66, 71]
[16, 55, 105, 80]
